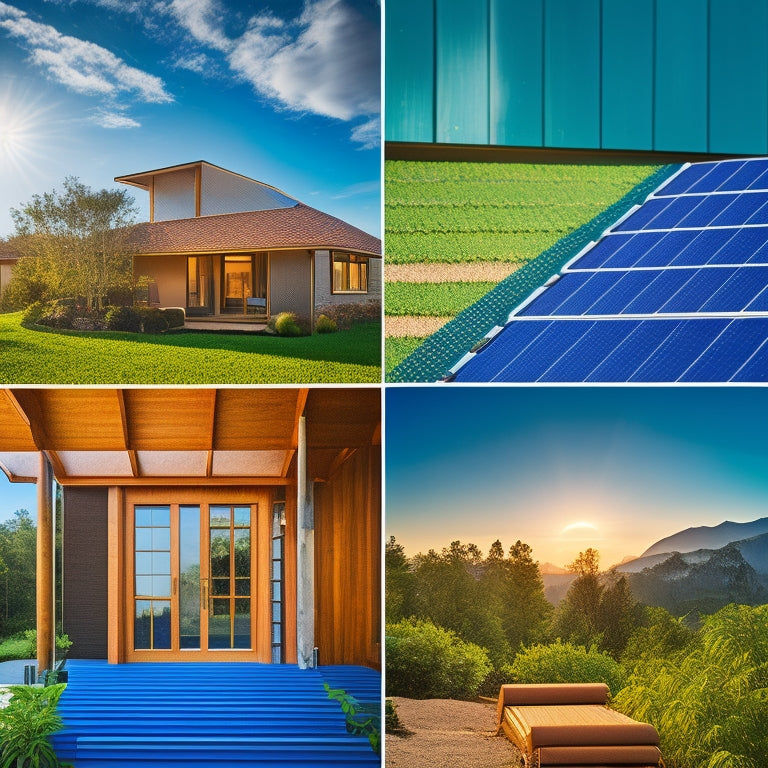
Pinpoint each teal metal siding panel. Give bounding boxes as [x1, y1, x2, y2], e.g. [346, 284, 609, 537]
[490, 0, 544, 146]
[654, 0, 709, 152]
[544, 0, 601, 148]
[709, 0, 768, 154]
[436, 0, 489, 144]
[385, 0, 435, 142]
[601, 0, 654, 150]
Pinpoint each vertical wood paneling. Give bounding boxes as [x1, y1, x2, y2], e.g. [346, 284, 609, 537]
[385, 0, 435, 142]
[654, 0, 709, 152]
[436, 0, 489, 144]
[314, 445, 380, 669]
[490, 0, 544, 146]
[544, 0, 601, 148]
[602, 0, 654, 150]
[709, 0, 768, 154]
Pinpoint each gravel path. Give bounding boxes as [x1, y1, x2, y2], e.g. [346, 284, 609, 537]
[385, 697, 522, 768]
[385, 264, 521, 283]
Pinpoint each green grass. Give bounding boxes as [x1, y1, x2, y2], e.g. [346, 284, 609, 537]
[385, 282, 497, 316]
[386, 337, 425, 373]
[0, 313, 381, 384]
[384, 161, 660, 265]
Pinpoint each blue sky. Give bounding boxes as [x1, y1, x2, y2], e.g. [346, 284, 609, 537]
[0, 0, 381, 238]
[386, 387, 768, 569]
[0, 469, 36, 523]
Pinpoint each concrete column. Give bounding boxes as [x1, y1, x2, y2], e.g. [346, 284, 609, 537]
[296, 415, 315, 669]
[36, 454, 54, 673]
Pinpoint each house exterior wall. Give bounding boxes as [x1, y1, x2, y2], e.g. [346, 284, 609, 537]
[134, 255, 188, 308]
[386, 0, 768, 155]
[270, 251, 312, 318]
[0, 262, 15, 297]
[314, 251, 382, 308]
[63, 487, 109, 659]
[200, 165, 296, 215]
[314, 444, 381, 669]
[153, 167, 197, 221]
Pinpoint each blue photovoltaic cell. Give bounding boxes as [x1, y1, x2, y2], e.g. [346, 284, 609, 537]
[659, 163, 714, 195]
[680, 319, 768, 381]
[450, 158, 768, 383]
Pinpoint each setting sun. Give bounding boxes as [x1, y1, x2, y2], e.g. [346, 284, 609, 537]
[561, 521, 598, 534]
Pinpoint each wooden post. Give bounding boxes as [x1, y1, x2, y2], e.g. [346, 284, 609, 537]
[36, 454, 54, 674]
[296, 415, 315, 669]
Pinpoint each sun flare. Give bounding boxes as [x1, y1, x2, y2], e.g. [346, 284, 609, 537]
[561, 521, 598, 534]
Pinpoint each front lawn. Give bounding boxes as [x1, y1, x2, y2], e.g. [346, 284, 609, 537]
[0, 313, 381, 384]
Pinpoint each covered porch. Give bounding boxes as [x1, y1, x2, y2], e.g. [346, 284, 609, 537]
[52, 660, 380, 766]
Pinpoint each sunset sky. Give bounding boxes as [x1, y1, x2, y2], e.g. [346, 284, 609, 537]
[0, 0, 380, 238]
[386, 387, 768, 569]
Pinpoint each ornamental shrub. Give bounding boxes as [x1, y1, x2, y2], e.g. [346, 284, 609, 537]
[138, 308, 169, 334]
[37, 300, 75, 329]
[385, 618, 491, 700]
[506, 641, 627, 697]
[104, 305, 141, 333]
[315, 314, 338, 334]
[272, 312, 304, 337]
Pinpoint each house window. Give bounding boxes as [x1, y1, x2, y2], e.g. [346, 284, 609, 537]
[332, 252, 368, 293]
[271, 490, 286, 664]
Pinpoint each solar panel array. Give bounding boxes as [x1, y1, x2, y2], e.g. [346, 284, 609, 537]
[449, 157, 768, 382]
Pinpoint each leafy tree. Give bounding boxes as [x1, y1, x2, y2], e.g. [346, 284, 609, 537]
[385, 536, 416, 623]
[552, 548, 605, 648]
[598, 573, 640, 658]
[621, 606, 695, 671]
[0, 510, 37, 635]
[6, 176, 137, 311]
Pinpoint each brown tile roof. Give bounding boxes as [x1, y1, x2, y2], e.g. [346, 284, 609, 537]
[128, 204, 381, 256]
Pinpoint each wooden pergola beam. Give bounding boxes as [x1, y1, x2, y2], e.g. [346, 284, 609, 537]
[36, 454, 54, 673]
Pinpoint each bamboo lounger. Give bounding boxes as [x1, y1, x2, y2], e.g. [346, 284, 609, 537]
[496, 683, 663, 768]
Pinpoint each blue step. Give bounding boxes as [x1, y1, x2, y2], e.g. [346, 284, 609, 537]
[51, 660, 381, 767]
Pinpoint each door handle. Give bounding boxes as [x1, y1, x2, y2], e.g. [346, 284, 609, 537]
[201, 580, 208, 611]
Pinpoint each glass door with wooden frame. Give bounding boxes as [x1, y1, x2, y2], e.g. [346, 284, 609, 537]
[127, 501, 268, 661]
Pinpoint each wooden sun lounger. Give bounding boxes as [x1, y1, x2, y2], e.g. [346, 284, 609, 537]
[496, 683, 663, 768]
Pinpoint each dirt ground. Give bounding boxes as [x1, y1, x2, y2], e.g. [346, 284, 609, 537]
[385, 697, 522, 768]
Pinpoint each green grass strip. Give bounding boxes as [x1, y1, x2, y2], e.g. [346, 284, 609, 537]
[387, 164, 680, 382]
[0, 313, 381, 384]
[385, 282, 497, 317]
[385, 337, 425, 373]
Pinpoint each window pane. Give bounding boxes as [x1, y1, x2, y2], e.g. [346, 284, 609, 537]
[210, 506, 230, 528]
[234, 530, 250, 578]
[152, 527, 171, 551]
[152, 507, 170, 527]
[134, 600, 152, 649]
[210, 530, 230, 576]
[209, 599, 231, 649]
[153, 575, 171, 597]
[179, 506, 200, 650]
[152, 551, 170, 575]
[212, 577, 229, 596]
[233, 507, 250, 527]
[135, 552, 152, 575]
[234, 599, 250, 648]
[135, 528, 152, 550]
[235, 578, 250, 596]
[135, 507, 153, 527]
[153, 602, 172, 649]
[135, 575, 153, 596]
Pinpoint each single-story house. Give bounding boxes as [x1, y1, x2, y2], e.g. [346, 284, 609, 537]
[0, 387, 380, 672]
[116, 161, 382, 325]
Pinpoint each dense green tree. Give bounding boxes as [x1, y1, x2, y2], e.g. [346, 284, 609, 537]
[385, 536, 416, 623]
[0, 510, 36, 635]
[621, 605, 695, 671]
[5, 177, 137, 311]
[598, 573, 639, 658]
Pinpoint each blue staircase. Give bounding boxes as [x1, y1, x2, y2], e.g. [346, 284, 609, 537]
[51, 660, 381, 767]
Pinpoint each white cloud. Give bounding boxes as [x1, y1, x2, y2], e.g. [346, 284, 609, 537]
[173, 51, 215, 75]
[167, 0, 380, 145]
[93, 109, 141, 129]
[0, 2, 173, 105]
[350, 116, 380, 150]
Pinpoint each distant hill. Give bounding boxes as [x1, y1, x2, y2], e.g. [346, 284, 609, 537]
[625, 535, 768, 616]
[641, 518, 768, 558]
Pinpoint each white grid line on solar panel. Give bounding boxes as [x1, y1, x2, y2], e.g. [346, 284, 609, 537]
[613, 190, 768, 232]
[514, 265, 768, 318]
[566, 227, 768, 270]
[453, 317, 768, 382]
[655, 158, 768, 196]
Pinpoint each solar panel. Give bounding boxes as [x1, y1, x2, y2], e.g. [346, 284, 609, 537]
[448, 157, 768, 382]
